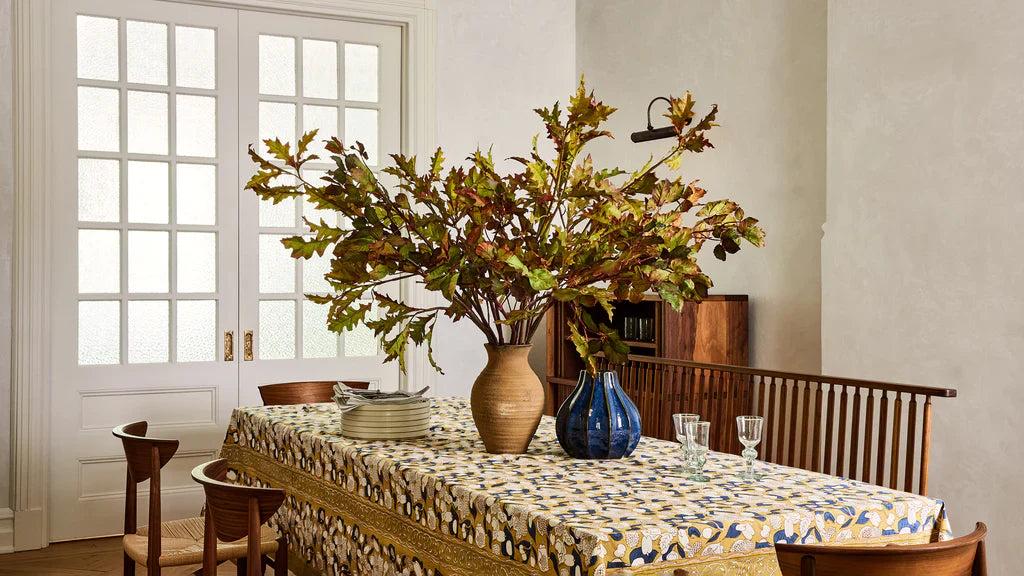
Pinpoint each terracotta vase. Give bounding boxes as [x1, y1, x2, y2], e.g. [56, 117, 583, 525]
[470, 344, 545, 454]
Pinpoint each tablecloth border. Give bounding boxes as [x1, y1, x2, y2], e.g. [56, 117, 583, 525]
[222, 443, 542, 576]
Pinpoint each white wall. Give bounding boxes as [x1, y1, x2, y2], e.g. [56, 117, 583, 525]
[431, 0, 576, 397]
[576, 0, 826, 372]
[824, 1, 1024, 572]
[1, 0, 14, 513]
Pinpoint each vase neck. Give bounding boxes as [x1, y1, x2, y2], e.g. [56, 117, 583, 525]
[483, 343, 533, 362]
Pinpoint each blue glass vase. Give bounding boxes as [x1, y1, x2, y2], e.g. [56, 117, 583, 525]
[555, 370, 642, 459]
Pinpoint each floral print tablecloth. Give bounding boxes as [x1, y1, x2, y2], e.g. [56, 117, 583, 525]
[220, 398, 950, 576]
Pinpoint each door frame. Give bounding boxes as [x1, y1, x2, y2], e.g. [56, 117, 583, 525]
[9, 0, 438, 551]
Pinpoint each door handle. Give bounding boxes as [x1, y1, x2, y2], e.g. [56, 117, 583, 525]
[224, 330, 234, 361]
[244, 330, 254, 361]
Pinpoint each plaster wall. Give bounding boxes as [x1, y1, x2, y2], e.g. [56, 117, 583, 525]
[432, 0, 576, 396]
[576, 0, 827, 373]
[1, 0, 14, 513]
[824, 2, 1024, 572]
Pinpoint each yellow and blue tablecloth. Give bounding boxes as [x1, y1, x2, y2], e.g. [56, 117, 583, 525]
[219, 398, 950, 576]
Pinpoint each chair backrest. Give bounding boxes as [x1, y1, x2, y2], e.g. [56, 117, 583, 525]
[192, 459, 286, 575]
[112, 421, 180, 566]
[258, 380, 369, 405]
[775, 522, 988, 576]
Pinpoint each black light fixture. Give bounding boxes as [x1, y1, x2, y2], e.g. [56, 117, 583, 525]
[630, 96, 690, 143]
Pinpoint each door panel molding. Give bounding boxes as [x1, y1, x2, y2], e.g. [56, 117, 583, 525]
[11, 0, 437, 550]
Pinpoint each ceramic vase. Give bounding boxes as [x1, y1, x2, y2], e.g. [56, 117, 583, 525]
[470, 344, 545, 454]
[555, 369, 642, 459]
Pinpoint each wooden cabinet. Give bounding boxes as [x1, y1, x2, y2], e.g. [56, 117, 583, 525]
[544, 295, 748, 413]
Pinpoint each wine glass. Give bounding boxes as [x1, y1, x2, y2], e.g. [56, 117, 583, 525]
[672, 413, 699, 473]
[736, 415, 764, 481]
[683, 420, 711, 482]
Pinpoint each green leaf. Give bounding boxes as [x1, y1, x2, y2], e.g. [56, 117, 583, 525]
[526, 268, 557, 291]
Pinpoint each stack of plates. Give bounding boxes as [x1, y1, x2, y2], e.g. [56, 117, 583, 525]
[340, 399, 431, 440]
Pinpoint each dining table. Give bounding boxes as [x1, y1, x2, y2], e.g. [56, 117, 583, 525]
[218, 397, 951, 576]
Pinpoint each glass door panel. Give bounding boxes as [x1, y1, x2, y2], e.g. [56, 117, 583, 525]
[237, 11, 403, 406]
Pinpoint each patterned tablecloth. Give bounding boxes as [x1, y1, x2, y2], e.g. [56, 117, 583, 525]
[219, 398, 951, 576]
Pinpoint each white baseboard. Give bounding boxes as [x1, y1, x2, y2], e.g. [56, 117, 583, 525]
[0, 507, 13, 554]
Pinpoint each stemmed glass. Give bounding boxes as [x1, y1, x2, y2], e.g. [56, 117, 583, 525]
[672, 413, 699, 474]
[683, 421, 711, 482]
[736, 415, 764, 481]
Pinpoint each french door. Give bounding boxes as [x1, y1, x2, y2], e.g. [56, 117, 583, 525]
[49, 0, 402, 541]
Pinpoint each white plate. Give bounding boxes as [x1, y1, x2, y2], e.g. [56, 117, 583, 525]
[342, 421, 430, 433]
[343, 407, 431, 419]
[343, 401, 429, 412]
[341, 427, 430, 440]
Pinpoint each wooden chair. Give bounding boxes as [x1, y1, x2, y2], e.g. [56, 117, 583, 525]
[113, 422, 282, 575]
[258, 380, 369, 405]
[775, 522, 987, 576]
[192, 459, 288, 576]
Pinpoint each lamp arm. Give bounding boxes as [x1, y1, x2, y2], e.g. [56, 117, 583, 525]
[645, 96, 673, 131]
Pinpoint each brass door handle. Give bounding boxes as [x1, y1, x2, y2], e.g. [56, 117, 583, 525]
[244, 330, 253, 361]
[224, 330, 234, 361]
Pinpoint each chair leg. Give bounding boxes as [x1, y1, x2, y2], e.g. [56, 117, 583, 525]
[275, 536, 288, 576]
[236, 558, 247, 576]
[123, 552, 135, 576]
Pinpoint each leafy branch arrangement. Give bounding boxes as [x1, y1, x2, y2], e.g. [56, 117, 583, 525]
[246, 79, 765, 374]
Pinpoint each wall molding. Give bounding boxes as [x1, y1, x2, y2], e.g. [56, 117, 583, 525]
[0, 508, 13, 553]
[9, 0, 436, 550]
[11, 0, 53, 553]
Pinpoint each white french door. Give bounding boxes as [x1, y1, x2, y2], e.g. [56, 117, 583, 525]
[237, 10, 402, 406]
[49, 0, 402, 541]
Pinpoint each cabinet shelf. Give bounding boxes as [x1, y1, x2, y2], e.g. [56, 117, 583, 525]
[623, 340, 657, 349]
[545, 294, 748, 416]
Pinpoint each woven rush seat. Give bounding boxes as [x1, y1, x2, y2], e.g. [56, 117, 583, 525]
[123, 516, 279, 567]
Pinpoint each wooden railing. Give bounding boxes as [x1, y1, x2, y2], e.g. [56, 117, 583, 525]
[546, 355, 956, 496]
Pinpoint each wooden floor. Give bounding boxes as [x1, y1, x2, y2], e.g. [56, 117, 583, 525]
[0, 537, 298, 576]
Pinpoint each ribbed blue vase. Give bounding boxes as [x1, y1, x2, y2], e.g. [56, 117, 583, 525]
[555, 370, 642, 459]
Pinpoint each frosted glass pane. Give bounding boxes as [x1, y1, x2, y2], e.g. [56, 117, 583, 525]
[128, 300, 169, 364]
[301, 170, 338, 227]
[259, 101, 295, 156]
[303, 105, 337, 157]
[177, 232, 216, 293]
[78, 229, 120, 294]
[302, 251, 331, 294]
[78, 159, 120, 223]
[177, 300, 216, 362]
[78, 87, 120, 152]
[259, 234, 295, 293]
[303, 301, 337, 359]
[176, 163, 216, 225]
[128, 230, 169, 293]
[176, 27, 216, 89]
[259, 300, 295, 359]
[345, 108, 378, 165]
[176, 95, 217, 158]
[79, 301, 120, 365]
[345, 301, 378, 357]
[259, 35, 295, 96]
[303, 39, 338, 99]
[260, 196, 296, 228]
[127, 20, 168, 85]
[77, 15, 118, 81]
[127, 91, 169, 155]
[345, 43, 378, 102]
[127, 161, 169, 224]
